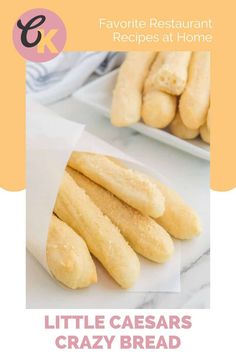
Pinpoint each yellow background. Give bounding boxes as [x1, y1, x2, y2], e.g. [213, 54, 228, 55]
[0, 0, 235, 191]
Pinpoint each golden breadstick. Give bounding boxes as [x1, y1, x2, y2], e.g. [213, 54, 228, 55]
[169, 111, 199, 140]
[142, 91, 177, 128]
[105, 158, 201, 240]
[47, 214, 97, 289]
[111, 51, 156, 127]
[155, 51, 192, 95]
[142, 53, 177, 128]
[179, 51, 210, 129]
[206, 108, 210, 130]
[154, 180, 202, 240]
[200, 122, 210, 144]
[68, 152, 165, 218]
[67, 167, 174, 263]
[54, 172, 140, 288]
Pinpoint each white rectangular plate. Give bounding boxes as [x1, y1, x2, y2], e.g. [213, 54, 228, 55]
[73, 69, 210, 161]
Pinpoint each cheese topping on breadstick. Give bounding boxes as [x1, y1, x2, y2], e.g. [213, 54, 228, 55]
[47, 215, 97, 289]
[110, 159, 202, 240]
[54, 172, 140, 289]
[68, 152, 165, 218]
[67, 167, 174, 263]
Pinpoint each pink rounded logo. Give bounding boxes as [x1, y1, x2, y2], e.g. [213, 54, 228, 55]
[13, 8, 66, 62]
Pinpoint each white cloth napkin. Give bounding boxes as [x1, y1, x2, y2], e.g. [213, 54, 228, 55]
[26, 52, 125, 104]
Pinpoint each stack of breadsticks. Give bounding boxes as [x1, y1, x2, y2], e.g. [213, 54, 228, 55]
[46, 152, 201, 290]
[111, 51, 210, 144]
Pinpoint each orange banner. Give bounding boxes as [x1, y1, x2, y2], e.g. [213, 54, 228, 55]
[0, 0, 235, 191]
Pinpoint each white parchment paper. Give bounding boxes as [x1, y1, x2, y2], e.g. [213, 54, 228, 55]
[26, 99, 180, 292]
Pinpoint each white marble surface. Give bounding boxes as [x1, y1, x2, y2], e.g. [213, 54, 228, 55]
[26, 96, 210, 309]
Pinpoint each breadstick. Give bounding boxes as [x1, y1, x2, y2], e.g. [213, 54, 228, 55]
[142, 53, 177, 128]
[179, 51, 210, 129]
[68, 152, 165, 218]
[169, 111, 199, 140]
[155, 51, 192, 95]
[54, 172, 140, 288]
[67, 167, 174, 263]
[111, 51, 156, 127]
[110, 159, 201, 240]
[142, 90, 177, 128]
[154, 180, 202, 240]
[200, 122, 210, 144]
[47, 214, 97, 289]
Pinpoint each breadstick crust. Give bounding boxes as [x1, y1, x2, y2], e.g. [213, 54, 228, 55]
[47, 215, 97, 289]
[54, 172, 140, 289]
[105, 158, 201, 239]
[169, 111, 199, 140]
[142, 90, 177, 128]
[142, 53, 177, 128]
[68, 152, 165, 218]
[179, 51, 210, 129]
[111, 52, 156, 127]
[200, 122, 210, 144]
[67, 167, 174, 263]
[155, 51, 192, 95]
[154, 180, 202, 240]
